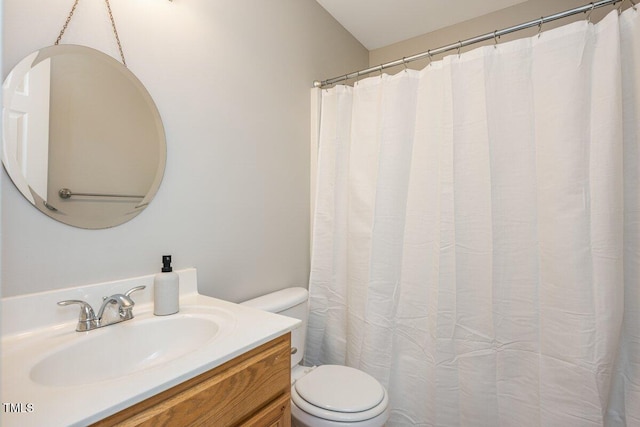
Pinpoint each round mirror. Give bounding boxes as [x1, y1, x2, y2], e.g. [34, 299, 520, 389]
[2, 44, 166, 229]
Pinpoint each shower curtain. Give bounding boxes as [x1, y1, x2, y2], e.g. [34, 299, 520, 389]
[306, 8, 639, 427]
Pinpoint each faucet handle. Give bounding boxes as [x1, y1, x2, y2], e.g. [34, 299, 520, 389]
[57, 300, 98, 332]
[57, 300, 96, 320]
[114, 286, 146, 321]
[125, 285, 146, 299]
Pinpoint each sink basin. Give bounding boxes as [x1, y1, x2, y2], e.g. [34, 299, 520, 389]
[30, 314, 220, 387]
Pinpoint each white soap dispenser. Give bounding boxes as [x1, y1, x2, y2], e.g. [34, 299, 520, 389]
[154, 255, 179, 316]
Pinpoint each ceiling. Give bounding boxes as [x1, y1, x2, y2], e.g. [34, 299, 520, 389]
[315, 0, 528, 50]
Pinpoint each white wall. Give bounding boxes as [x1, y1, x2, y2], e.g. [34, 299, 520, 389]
[1, 0, 368, 299]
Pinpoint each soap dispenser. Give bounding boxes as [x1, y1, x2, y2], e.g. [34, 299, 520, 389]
[154, 255, 179, 316]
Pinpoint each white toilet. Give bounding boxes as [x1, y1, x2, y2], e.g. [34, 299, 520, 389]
[242, 287, 390, 427]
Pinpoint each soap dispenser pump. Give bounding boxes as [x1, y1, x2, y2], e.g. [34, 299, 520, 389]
[154, 255, 179, 316]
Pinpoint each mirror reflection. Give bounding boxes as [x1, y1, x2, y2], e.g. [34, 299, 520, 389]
[2, 44, 166, 229]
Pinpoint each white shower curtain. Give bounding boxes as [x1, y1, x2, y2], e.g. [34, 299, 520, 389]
[307, 8, 639, 427]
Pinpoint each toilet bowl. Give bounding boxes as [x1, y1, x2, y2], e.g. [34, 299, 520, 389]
[241, 288, 390, 427]
[290, 364, 389, 427]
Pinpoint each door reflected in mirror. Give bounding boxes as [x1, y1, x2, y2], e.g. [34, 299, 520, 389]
[2, 44, 166, 229]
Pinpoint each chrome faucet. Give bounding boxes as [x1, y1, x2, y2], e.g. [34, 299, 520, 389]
[97, 292, 136, 322]
[58, 285, 146, 332]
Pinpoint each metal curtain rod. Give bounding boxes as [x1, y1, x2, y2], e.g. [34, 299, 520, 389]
[313, 0, 628, 88]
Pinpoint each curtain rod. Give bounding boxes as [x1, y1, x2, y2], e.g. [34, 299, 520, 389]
[313, 0, 629, 88]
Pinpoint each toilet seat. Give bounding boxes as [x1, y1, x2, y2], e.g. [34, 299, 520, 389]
[291, 365, 388, 422]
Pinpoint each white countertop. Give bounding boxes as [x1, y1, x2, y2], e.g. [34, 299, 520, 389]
[1, 269, 300, 427]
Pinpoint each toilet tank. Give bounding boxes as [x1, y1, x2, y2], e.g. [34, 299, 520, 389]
[241, 287, 308, 367]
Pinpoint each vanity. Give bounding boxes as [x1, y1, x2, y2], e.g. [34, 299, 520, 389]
[93, 334, 291, 426]
[1, 269, 300, 426]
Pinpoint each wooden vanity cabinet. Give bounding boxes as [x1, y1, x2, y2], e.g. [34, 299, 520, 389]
[92, 333, 291, 427]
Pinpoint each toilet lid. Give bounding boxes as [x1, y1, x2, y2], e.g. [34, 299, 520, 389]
[294, 365, 385, 413]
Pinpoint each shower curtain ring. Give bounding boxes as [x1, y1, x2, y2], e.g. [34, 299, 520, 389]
[630, 0, 638, 11]
[587, 3, 595, 23]
[493, 30, 499, 48]
[402, 57, 408, 72]
[427, 50, 433, 67]
[457, 41, 462, 58]
[538, 17, 544, 38]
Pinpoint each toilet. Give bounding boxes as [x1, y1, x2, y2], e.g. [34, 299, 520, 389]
[241, 287, 390, 427]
